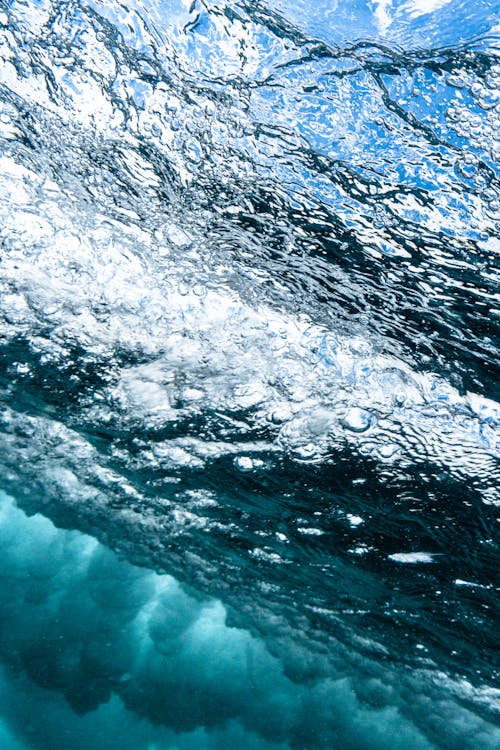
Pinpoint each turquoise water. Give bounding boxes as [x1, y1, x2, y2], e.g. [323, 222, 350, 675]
[0, 491, 447, 749]
[0, 0, 499, 747]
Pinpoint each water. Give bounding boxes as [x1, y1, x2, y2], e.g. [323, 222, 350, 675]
[0, 0, 499, 747]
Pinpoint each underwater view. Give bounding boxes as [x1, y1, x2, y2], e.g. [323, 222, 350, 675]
[0, 0, 499, 747]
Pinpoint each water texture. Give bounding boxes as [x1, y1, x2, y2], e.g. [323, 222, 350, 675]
[0, 0, 499, 748]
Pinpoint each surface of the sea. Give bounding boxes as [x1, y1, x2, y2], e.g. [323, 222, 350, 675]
[0, 0, 499, 748]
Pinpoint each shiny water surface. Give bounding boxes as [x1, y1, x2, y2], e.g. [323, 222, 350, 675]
[0, 0, 499, 748]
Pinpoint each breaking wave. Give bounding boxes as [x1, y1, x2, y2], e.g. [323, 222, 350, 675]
[0, 0, 499, 748]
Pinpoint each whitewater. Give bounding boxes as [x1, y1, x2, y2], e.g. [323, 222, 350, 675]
[0, 0, 499, 748]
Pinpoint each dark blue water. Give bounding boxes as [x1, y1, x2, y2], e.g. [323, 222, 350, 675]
[0, 0, 499, 748]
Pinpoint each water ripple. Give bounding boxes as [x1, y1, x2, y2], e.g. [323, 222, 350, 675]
[0, 0, 499, 742]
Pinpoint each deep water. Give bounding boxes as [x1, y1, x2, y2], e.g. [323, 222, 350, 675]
[0, 0, 499, 748]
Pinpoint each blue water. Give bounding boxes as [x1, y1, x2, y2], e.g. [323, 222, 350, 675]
[0, 0, 499, 748]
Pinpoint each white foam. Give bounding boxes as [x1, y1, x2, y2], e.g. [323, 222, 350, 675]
[388, 552, 436, 564]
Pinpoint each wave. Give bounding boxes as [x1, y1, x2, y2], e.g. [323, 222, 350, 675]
[0, 0, 499, 746]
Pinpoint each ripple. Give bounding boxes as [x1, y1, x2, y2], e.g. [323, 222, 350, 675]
[0, 0, 498, 743]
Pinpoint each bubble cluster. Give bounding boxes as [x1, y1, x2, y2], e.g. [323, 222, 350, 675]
[0, 0, 498, 747]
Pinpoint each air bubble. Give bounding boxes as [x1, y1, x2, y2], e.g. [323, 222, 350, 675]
[270, 406, 291, 424]
[234, 456, 263, 471]
[340, 408, 375, 433]
[378, 443, 399, 460]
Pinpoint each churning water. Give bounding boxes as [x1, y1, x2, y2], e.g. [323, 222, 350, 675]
[0, 0, 499, 748]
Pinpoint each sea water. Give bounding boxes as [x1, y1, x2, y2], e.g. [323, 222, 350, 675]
[0, 1, 498, 748]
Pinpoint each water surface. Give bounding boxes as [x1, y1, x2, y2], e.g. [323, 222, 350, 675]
[0, 0, 499, 747]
